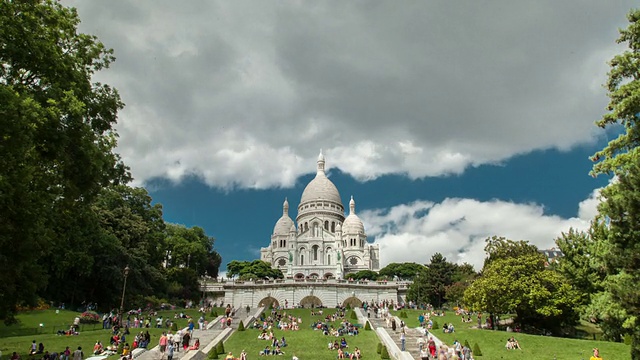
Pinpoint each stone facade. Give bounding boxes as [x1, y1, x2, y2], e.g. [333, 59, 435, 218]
[201, 279, 409, 309]
[260, 151, 380, 279]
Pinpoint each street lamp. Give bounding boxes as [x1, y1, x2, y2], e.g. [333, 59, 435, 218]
[415, 271, 420, 310]
[119, 265, 130, 327]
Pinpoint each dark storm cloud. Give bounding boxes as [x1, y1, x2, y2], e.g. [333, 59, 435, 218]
[64, 0, 633, 187]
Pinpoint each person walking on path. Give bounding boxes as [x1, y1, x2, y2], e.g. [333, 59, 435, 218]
[159, 332, 168, 356]
[400, 330, 406, 351]
[167, 342, 174, 360]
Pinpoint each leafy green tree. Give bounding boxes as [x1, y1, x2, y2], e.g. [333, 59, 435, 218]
[378, 262, 426, 280]
[0, 0, 128, 322]
[348, 270, 379, 280]
[483, 236, 539, 268]
[589, 9, 640, 357]
[226, 260, 283, 280]
[464, 251, 579, 333]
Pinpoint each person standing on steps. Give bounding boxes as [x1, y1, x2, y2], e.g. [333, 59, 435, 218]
[400, 329, 406, 351]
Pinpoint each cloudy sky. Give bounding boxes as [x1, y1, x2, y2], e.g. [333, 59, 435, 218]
[65, 0, 632, 271]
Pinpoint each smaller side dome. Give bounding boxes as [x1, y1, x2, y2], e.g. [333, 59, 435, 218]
[273, 198, 294, 235]
[342, 196, 365, 235]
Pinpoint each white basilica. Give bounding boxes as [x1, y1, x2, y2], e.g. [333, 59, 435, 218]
[260, 151, 380, 279]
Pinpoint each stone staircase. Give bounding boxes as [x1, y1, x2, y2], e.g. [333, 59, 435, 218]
[134, 309, 251, 360]
[367, 316, 419, 359]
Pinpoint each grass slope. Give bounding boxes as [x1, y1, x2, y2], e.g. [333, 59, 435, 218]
[0, 309, 221, 358]
[223, 309, 381, 360]
[392, 309, 630, 360]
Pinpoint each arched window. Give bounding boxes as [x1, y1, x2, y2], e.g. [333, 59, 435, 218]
[300, 254, 304, 266]
[327, 254, 331, 265]
[304, 222, 309, 232]
[283, 240, 286, 247]
[313, 223, 319, 237]
[331, 222, 335, 233]
[312, 245, 319, 261]
[324, 221, 329, 230]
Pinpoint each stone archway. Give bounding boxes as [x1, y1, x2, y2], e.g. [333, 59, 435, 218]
[308, 273, 320, 279]
[342, 296, 363, 308]
[258, 296, 280, 309]
[294, 273, 305, 280]
[324, 273, 335, 279]
[299, 295, 323, 308]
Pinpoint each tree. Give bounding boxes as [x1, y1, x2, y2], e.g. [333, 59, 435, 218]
[378, 262, 426, 280]
[0, 0, 128, 323]
[483, 236, 539, 268]
[348, 270, 379, 281]
[589, 9, 640, 358]
[424, 253, 456, 308]
[554, 228, 606, 306]
[464, 251, 580, 334]
[226, 260, 283, 280]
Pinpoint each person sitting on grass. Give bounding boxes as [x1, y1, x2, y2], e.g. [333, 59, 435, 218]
[337, 348, 345, 359]
[260, 346, 271, 356]
[273, 345, 285, 355]
[225, 352, 234, 360]
[340, 338, 348, 349]
[93, 341, 104, 355]
[505, 337, 521, 350]
[349, 347, 361, 360]
[590, 348, 602, 360]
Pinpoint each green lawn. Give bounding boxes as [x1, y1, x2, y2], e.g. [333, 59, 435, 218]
[391, 309, 631, 360]
[223, 309, 382, 360]
[0, 308, 223, 359]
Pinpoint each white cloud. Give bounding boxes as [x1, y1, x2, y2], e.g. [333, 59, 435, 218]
[362, 190, 603, 270]
[62, 0, 631, 188]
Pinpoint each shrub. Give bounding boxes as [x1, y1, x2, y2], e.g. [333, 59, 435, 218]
[208, 348, 218, 359]
[170, 322, 178, 332]
[364, 321, 371, 330]
[624, 335, 632, 345]
[211, 309, 219, 317]
[472, 343, 482, 356]
[377, 343, 382, 354]
[464, 340, 470, 349]
[350, 311, 357, 320]
[346, 304, 352, 310]
[216, 341, 225, 354]
[237, 320, 245, 331]
[79, 311, 100, 324]
[380, 345, 390, 359]
[400, 311, 408, 318]
[433, 321, 439, 330]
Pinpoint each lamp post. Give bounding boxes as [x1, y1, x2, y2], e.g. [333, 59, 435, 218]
[119, 265, 130, 327]
[415, 271, 420, 310]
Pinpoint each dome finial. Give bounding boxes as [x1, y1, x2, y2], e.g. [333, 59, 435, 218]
[283, 197, 289, 215]
[317, 149, 325, 173]
[349, 195, 355, 215]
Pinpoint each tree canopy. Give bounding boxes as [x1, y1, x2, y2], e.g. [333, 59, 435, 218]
[464, 238, 579, 333]
[378, 262, 426, 280]
[0, 1, 221, 323]
[587, 9, 640, 358]
[0, 0, 127, 322]
[226, 260, 284, 280]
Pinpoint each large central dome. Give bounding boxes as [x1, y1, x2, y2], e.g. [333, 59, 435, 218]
[300, 151, 343, 206]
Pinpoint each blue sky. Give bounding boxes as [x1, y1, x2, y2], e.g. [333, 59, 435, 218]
[64, 0, 632, 270]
